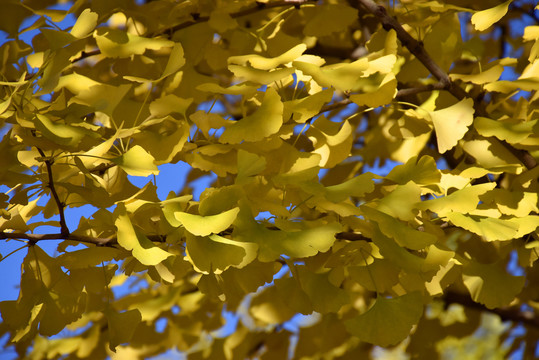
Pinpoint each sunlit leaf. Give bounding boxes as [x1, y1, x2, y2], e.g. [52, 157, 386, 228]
[115, 203, 172, 265]
[110, 145, 159, 177]
[174, 207, 240, 236]
[471, 1, 512, 31]
[185, 233, 257, 274]
[430, 99, 475, 153]
[220, 87, 283, 144]
[95, 28, 173, 58]
[70, 9, 98, 38]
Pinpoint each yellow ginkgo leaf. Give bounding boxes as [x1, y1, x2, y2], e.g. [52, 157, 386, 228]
[430, 98, 475, 153]
[94, 28, 173, 58]
[471, 1, 512, 32]
[70, 9, 98, 38]
[220, 87, 283, 144]
[115, 204, 172, 266]
[228, 44, 306, 70]
[110, 145, 159, 177]
[174, 207, 240, 236]
[185, 233, 257, 274]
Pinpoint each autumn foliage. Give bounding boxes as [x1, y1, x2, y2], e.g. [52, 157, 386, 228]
[1, 0, 539, 358]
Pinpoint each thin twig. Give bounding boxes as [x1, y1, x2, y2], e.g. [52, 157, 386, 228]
[354, 0, 537, 170]
[154, 0, 315, 37]
[444, 290, 539, 330]
[36, 148, 69, 237]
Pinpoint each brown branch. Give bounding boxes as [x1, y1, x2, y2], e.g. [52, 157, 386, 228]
[0, 231, 166, 247]
[154, 0, 315, 37]
[355, 0, 537, 170]
[70, 1, 316, 64]
[36, 148, 69, 237]
[396, 82, 447, 99]
[444, 290, 539, 330]
[355, 0, 466, 100]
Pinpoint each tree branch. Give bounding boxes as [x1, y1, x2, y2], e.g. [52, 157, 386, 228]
[154, 0, 316, 37]
[355, 0, 537, 170]
[444, 290, 539, 330]
[36, 148, 69, 237]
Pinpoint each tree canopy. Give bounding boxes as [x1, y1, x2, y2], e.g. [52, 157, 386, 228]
[1, 0, 539, 358]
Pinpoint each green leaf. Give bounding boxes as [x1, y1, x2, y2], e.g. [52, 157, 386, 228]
[111, 145, 159, 177]
[185, 233, 257, 274]
[471, 1, 512, 31]
[345, 292, 423, 346]
[463, 261, 524, 309]
[174, 207, 240, 236]
[430, 98, 475, 153]
[115, 203, 172, 266]
[220, 87, 283, 144]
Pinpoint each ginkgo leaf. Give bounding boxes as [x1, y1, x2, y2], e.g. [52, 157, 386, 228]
[185, 233, 257, 274]
[463, 261, 524, 309]
[174, 207, 240, 236]
[94, 28, 173, 58]
[297, 267, 349, 313]
[228, 44, 306, 70]
[208, 10, 238, 32]
[161, 43, 185, 79]
[471, 1, 512, 32]
[110, 145, 159, 177]
[34, 114, 92, 147]
[450, 65, 504, 84]
[362, 206, 437, 250]
[474, 117, 536, 143]
[419, 183, 495, 216]
[325, 172, 375, 202]
[386, 155, 441, 186]
[294, 59, 369, 92]
[275, 222, 342, 258]
[446, 212, 539, 241]
[228, 65, 294, 84]
[303, 4, 358, 37]
[115, 204, 172, 265]
[376, 182, 422, 221]
[430, 98, 475, 153]
[70, 9, 98, 38]
[283, 88, 334, 123]
[105, 308, 142, 351]
[220, 87, 283, 144]
[345, 292, 424, 346]
[349, 73, 397, 108]
[237, 150, 266, 181]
